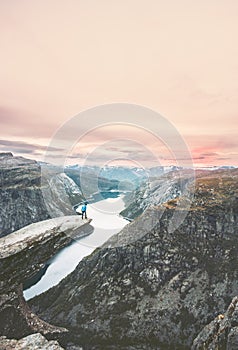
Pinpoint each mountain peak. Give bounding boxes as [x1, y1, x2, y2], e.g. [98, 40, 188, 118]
[0, 152, 13, 157]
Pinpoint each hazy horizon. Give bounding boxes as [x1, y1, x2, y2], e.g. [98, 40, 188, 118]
[5, 151, 235, 169]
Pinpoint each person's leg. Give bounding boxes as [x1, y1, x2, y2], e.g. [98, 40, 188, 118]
[82, 211, 85, 219]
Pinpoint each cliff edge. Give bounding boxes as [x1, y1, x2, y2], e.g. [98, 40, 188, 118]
[0, 216, 92, 340]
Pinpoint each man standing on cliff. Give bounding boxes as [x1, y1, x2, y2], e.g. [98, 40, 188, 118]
[81, 202, 87, 219]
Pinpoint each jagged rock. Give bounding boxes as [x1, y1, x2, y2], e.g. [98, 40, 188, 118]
[0, 284, 69, 341]
[0, 153, 83, 237]
[0, 216, 92, 294]
[29, 169, 238, 349]
[0, 333, 64, 349]
[0, 216, 92, 339]
[192, 296, 238, 350]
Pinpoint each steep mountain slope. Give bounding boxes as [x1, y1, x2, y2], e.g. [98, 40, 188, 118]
[120, 168, 195, 220]
[0, 153, 82, 237]
[0, 153, 50, 237]
[30, 169, 238, 349]
[41, 170, 83, 217]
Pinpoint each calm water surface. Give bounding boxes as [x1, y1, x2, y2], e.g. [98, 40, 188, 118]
[23, 195, 128, 300]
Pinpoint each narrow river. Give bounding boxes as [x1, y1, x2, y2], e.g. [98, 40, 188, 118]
[23, 194, 129, 300]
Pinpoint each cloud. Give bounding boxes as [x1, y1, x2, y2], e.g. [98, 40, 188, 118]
[0, 139, 63, 155]
[216, 139, 238, 150]
[190, 141, 238, 166]
[67, 153, 86, 159]
[200, 152, 218, 157]
[217, 157, 230, 160]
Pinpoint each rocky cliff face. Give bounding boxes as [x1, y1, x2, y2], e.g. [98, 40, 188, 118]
[30, 169, 238, 349]
[0, 216, 92, 294]
[41, 170, 83, 217]
[0, 216, 92, 341]
[0, 153, 83, 237]
[0, 152, 49, 237]
[120, 168, 195, 220]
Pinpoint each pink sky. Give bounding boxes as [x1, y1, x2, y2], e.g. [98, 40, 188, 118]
[0, 0, 237, 167]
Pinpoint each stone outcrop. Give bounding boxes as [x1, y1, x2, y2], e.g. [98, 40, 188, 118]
[0, 333, 64, 350]
[0, 153, 83, 237]
[0, 216, 92, 294]
[192, 296, 238, 350]
[0, 216, 92, 340]
[30, 169, 238, 349]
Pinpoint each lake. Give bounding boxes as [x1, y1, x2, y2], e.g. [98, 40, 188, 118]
[23, 194, 129, 300]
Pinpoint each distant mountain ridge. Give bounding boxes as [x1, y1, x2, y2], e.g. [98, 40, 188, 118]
[65, 164, 184, 197]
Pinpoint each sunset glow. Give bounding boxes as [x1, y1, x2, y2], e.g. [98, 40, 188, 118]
[0, 1, 237, 167]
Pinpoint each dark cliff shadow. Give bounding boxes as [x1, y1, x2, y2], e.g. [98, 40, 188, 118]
[23, 264, 50, 290]
[23, 223, 95, 294]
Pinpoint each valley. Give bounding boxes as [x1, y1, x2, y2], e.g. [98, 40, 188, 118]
[0, 152, 237, 350]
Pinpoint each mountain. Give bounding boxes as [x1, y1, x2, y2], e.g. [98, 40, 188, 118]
[0, 152, 50, 237]
[30, 168, 238, 349]
[41, 164, 84, 216]
[100, 166, 147, 188]
[65, 165, 182, 193]
[0, 153, 83, 237]
[120, 168, 194, 220]
[196, 165, 237, 171]
[65, 166, 119, 199]
[148, 165, 182, 177]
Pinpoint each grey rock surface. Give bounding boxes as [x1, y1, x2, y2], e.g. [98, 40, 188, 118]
[0, 216, 92, 340]
[120, 168, 195, 220]
[0, 153, 49, 237]
[0, 216, 92, 293]
[0, 333, 64, 350]
[41, 167, 83, 217]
